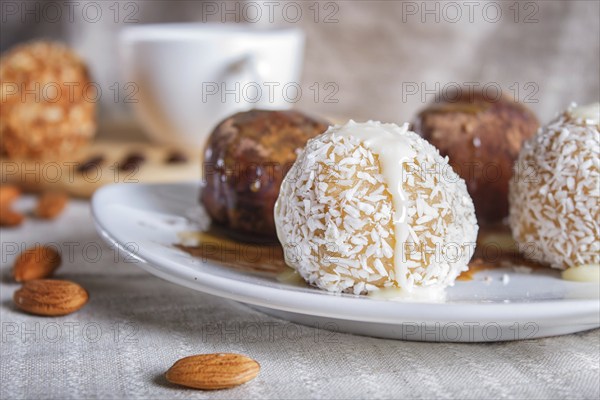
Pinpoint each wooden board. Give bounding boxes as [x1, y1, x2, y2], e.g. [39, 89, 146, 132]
[0, 141, 201, 198]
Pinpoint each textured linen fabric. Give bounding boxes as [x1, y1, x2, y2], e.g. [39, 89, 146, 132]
[1, 198, 599, 400]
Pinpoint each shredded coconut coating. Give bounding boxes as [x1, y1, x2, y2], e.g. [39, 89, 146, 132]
[509, 106, 600, 269]
[274, 122, 478, 295]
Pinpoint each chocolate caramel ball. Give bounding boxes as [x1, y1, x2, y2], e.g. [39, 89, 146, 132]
[413, 90, 539, 224]
[201, 109, 328, 242]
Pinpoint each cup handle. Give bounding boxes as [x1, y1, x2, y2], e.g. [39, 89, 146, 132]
[219, 54, 269, 107]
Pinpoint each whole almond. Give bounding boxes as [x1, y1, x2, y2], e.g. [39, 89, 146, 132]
[166, 353, 260, 390]
[0, 185, 20, 208]
[13, 245, 62, 282]
[0, 207, 24, 227]
[36, 191, 68, 219]
[13, 279, 88, 316]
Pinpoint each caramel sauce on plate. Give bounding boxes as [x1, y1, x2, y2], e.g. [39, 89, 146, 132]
[177, 224, 548, 282]
[177, 229, 287, 275]
[457, 224, 547, 281]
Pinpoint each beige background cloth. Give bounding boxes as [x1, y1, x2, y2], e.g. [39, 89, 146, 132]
[1, 0, 599, 131]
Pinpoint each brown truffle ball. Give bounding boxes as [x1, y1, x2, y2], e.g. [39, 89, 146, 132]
[201, 109, 329, 242]
[413, 90, 539, 224]
[0, 41, 96, 159]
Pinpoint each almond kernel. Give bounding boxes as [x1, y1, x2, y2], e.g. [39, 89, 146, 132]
[36, 191, 68, 219]
[165, 353, 260, 390]
[0, 185, 20, 208]
[0, 207, 24, 227]
[13, 245, 61, 282]
[13, 279, 88, 316]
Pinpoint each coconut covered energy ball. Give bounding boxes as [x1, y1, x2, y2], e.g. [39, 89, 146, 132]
[509, 103, 600, 270]
[274, 121, 478, 295]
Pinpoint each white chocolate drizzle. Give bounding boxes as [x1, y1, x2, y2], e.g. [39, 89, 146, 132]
[567, 102, 600, 126]
[334, 121, 416, 283]
[562, 264, 600, 283]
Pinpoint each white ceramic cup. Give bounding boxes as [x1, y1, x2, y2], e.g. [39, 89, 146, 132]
[119, 23, 305, 148]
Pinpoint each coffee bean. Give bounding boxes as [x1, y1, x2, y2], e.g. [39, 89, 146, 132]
[120, 152, 146, 171]
[166, 151, 188, 164]
[77, 155, 104, 173]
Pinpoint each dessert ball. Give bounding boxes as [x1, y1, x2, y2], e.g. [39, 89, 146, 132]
[413, 90, 539, 224]
[0, 41, 96, 159]
[509, 103, 600, 270]
[275, 121, 478, 295]
[201, 109, 328, 241]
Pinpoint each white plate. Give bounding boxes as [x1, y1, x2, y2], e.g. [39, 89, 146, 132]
[92, 182, 600, 342]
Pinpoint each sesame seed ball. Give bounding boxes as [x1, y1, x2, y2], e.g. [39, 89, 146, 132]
[0, 41, 96, 159]
[274, 121, 478, 295]
[509, 103, 600, 270]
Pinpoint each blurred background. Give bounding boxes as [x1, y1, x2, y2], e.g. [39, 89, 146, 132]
[2, 0, 599, 140]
